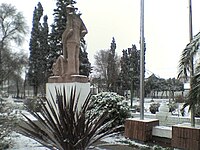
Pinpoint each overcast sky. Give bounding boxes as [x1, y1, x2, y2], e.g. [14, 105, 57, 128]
[1, 0, 200, 79]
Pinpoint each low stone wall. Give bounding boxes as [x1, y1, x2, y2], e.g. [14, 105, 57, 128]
[131, 112, 200, 126]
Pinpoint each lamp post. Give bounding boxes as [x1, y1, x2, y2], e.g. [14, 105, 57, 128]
[140, 0, 145, 120]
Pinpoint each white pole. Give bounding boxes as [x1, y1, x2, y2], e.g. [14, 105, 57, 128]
[188, 0, 195, 127]
[140, 0, 145, 120]
[189, 0, 193, 41]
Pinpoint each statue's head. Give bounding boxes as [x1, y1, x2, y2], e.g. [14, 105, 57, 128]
[66, 4, 77, 14]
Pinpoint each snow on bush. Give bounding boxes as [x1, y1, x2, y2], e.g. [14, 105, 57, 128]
[0, 97, 18, 149]
[89, 92, 130, 129]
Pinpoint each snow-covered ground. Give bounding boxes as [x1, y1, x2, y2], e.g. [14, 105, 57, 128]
[8, 132, 150, 150]
[9, 132, 48, 150]
[3, 96, 187, 149]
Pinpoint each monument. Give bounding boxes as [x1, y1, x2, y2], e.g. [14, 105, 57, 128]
[46, 4, 90, 106]
[48, 4, 88, 83]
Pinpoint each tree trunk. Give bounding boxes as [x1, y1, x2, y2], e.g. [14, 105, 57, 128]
[16, 79, 20, 98]
[33, 85, 38, 97]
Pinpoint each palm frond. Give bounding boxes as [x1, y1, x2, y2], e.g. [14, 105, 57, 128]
[183, 71, 200, 111]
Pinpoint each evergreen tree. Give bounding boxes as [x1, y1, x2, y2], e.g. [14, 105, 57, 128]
[120, 49, 130, 94]
[39, 15, 49, 92]
[28, 2, 49, 96]
[79, 39, 91, 76]
[120, 45, 140, 97]
[107, 37, 118, 92]
[128, 45, 140, 97]
[48, 0, 91, 76]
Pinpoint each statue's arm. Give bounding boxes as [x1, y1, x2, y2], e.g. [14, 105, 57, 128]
[62, 14, 74, 43]
[80, 20, 88, 38]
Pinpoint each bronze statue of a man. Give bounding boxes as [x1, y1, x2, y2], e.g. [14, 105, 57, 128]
[62, 4, 88, 75]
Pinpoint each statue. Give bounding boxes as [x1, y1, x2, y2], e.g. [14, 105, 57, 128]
[62, 4, 87, 75]
[50, 4, 88, 83]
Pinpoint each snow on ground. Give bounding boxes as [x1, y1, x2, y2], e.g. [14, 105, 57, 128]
[101, 134, 149, 148]
[4, 97, 188, 149]
[8, 132, 149, 150]
[9, 132, 48, 150]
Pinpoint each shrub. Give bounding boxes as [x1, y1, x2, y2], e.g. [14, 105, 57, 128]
[168, 101, 178, 114]
[18, 87, 122, 150]
[132, 105, 140, 112]
[175, 95, 186, 103]
[89, 92, 130, 129]
[24, 97, 42, 112]
[0, 98, 18, 149]
[149, 102, 160, 114]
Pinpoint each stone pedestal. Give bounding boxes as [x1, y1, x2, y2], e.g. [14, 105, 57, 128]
[172, 123, 200, 150]
[46, 82, 90, 111]
[124, 118, 159, 142]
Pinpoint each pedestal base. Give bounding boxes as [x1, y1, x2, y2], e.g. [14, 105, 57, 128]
[125, 118, 159, 142]
[46, 82, 90, 111]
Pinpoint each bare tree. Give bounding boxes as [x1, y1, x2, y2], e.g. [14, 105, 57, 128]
[93, 49, 120, 92]
[0, 3, 28, 84]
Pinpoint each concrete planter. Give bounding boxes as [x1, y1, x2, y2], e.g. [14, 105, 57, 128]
[172, 123, 200, 150]
[124, 118, 159, 142]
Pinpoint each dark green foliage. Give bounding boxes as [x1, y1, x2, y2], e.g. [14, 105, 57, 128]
[79, 39, 92, 76]
[120, 45, 140, 96]
[120, 49, 130, 91]
[128, 45, 140, 89]
[107, 37, 118, 92]
[178, 32, 200, 126]
[28, 2, 49, 96]
[182, 70, 200, 117]
[89, 92, 130, 130]
[149, 102, 160, 114]
[18, 88, 121, 150]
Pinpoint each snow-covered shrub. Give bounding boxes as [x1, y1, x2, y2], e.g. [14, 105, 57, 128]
[24, 97, 42, 112]
[0, 98, 18, 149]
[149, 102, 160, 114]
[168, 101, 178, 114]
[132, 105, 140, 112]
[89, 92, 130, 129]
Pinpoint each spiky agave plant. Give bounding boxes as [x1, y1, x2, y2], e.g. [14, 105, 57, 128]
[18, 87, 121, 150]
